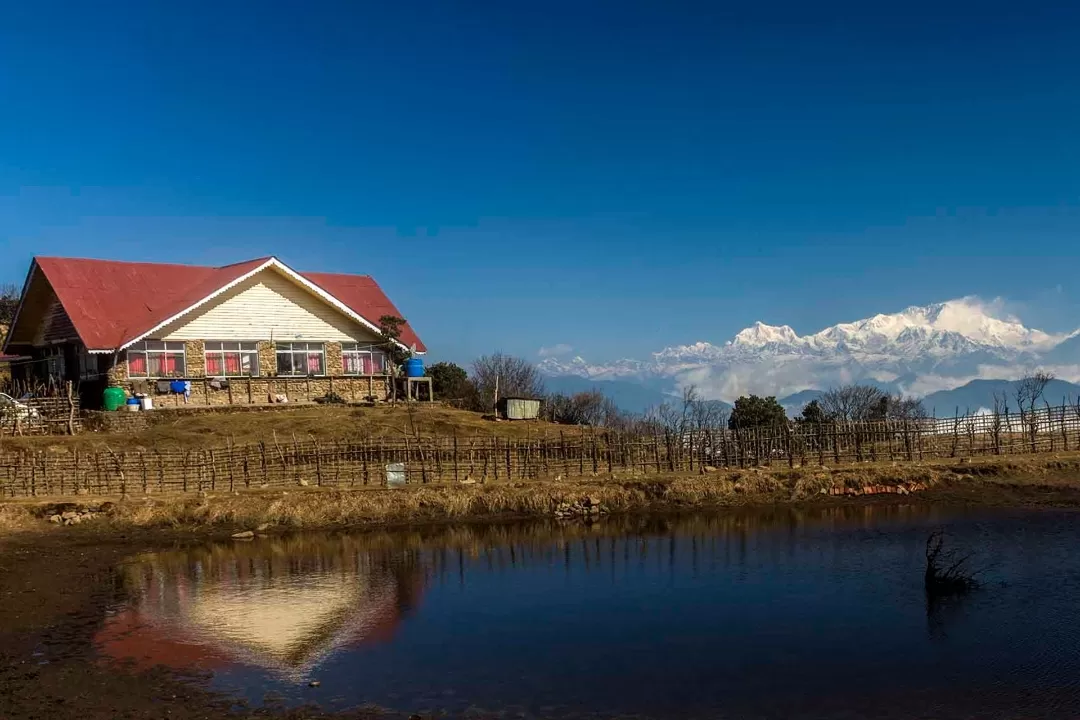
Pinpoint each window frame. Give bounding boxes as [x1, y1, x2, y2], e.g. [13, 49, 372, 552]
[341, 342, 389, 376]
[275, 342, 326, 377]
[204, 341, 260, 378]
[127, 341, 187, 379]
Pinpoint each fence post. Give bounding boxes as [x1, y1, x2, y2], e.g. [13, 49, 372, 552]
[506, 439, 513, 480]
[209, 448, 218, 491]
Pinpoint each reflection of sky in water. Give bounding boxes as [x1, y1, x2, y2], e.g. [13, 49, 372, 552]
[99, 508, 1080, 719]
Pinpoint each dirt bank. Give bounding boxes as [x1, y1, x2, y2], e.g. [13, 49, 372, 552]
[7, 452, 1080, 538]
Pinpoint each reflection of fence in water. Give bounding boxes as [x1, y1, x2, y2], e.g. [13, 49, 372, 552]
[6, 403, 1080, 497]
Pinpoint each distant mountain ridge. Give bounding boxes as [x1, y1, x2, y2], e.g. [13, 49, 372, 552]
[539, 297, 1080, 412]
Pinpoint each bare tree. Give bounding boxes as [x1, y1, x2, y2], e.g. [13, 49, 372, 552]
[1015, 371, 1053, 451]
[819, 384, 926, 422]
[470, 353, 545, 413]
[820, 384, 887, 421]
[547, 390, 624, 427]
[884, 394, 928, 420]
[990, 391, 1009, 454]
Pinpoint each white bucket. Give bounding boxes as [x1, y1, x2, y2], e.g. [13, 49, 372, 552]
[140, 397, 154, 411]
[126, 402, 140, 412]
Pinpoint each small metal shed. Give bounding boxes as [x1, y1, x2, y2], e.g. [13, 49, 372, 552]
[498, 396, 541, 420]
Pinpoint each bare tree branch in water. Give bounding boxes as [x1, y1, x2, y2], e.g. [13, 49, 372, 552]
[925, 531, 980, 598]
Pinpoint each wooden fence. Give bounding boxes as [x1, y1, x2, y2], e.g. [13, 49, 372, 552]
[3, 404, 1080, 497]
[0, 384, 81, 437]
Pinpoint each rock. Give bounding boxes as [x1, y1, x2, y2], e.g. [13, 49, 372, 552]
[587, 496, 601, 507]
[459, 478, 477, 485]
[703, 466, 718, 473]
[61, 511, 77, 520]
[231, 530, 255, 539]
[259, 483, 270, 489]
[256, 523, 272, 532]
[98, 501, 115, 513]
[308, 680, 321, 688]
[48, 514, 61, 524]
[66, 515, 82, 525]
[298, 478, 309, 487]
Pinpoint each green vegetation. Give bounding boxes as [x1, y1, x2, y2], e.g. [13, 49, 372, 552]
[427, 361, 471, 401]
[728, 394, 788, 429]
[376, 314, 411, 367]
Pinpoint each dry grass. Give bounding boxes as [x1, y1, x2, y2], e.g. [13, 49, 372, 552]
[7, 452, 1080, 536]
[4, 403, 581, 451]
[0, 504, 35, 532]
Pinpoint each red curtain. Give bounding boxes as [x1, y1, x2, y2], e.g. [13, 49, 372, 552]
[129, 354, 147, 375]
[206, 355, 223, 375]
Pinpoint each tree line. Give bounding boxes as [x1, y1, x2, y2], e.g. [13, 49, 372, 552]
[422, 355, 1058, 436]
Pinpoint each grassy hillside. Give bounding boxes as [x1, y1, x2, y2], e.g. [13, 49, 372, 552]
[11, 404, 588, 450]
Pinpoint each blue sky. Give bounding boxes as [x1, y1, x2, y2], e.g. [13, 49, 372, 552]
[3, 0, 1080, 364]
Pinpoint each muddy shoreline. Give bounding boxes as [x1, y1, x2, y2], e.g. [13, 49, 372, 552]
[5, 470, 1080, 720]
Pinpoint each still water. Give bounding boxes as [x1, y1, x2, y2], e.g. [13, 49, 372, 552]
[98, 506, 1080, 719]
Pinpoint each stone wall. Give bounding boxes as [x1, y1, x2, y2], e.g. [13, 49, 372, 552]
[325, 341, 343, 376]
[185, 339, 207, 377]
[142, 375, 390, 407]
[104, 339, 393, 406]
[257, 341, 275, 378]
[82, 409, 153, 433]
[105, 353, 128, 385]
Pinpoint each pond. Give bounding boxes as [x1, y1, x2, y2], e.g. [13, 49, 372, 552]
[97, 506, 1080, 719]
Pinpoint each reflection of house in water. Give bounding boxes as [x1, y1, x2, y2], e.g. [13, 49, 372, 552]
[96, 538, 425, 680]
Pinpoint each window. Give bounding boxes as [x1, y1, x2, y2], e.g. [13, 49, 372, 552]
[205, 341, 260, 377]
[128, 341, 186, 378]
[276, 342, 324, 376]
[342, 343, 388, 375]
[79, 350, 102, 380]
[43, 347, 66, 384]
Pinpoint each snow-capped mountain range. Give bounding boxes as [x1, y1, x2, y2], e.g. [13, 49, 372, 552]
[539, 297, 1080, 403]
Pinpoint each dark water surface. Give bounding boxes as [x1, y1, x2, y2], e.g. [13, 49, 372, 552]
[98, 506, 1080, 719]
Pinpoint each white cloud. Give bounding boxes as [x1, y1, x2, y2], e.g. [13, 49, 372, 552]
[538, 344, 573, 358]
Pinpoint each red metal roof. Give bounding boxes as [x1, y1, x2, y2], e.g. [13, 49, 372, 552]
[304, 271, 425, 352]
[30, 256, 426, 352]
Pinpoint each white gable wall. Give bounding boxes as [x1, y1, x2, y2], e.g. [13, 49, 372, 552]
[158, 268, 381, 343]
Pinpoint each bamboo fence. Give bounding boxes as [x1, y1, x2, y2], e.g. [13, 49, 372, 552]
[3, 404, 1080, 498]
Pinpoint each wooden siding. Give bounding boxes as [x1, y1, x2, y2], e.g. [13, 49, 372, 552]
[159, 268, 381, 343]
[8, 268, 55, 347]
[38, 298, 79, 345]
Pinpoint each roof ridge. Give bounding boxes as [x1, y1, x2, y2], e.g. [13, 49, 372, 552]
[217, 256, 274, 269]
[302, 269, 374, 279]
[35, 256, 271, 271]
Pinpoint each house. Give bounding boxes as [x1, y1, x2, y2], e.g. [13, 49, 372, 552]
[2, 256, 425, 407]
